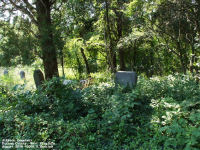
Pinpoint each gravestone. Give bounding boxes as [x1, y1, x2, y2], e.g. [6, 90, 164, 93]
[63, 79, 72, 85]
[33, 69, 44, 89]
[19, 70, 25, 79]
[80, 80, 87, 85]
[115, 71, 137, 88]
[3, 69, 8, 76]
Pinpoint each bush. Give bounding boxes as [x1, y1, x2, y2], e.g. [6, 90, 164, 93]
[0, 77, 89, 148]
[0, 74, 200, 149]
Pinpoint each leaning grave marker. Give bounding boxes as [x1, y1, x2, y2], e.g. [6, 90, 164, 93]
[33, 69, 45, 89]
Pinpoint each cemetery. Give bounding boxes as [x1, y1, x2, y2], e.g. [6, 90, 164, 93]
[1, 67, 200, 149]
[0, 0, 200, 149]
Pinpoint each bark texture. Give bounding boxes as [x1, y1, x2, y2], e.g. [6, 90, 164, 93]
[36, 0, 59, 79]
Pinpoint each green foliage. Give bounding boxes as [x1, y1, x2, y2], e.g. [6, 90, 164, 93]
[0, 73, 19, 89]
[1, 74, 200, 149]
[1, 0, 200, 76]
[0, 20, 36, 67]
[90, 71, 113, 83]
[1, 1, 200, 149]
[63, 38, 85, 78]
[137, 74, 200, 101]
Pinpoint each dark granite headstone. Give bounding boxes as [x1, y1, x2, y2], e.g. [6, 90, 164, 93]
[115, 71, 137, 88]
[3, 69, 8, 76]
[33, 69, 44, 89]
[19, 70, 25, 79]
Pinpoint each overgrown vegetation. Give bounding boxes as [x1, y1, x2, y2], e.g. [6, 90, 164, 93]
[1, 74, 200, 149]
[0, 0, 200, 149]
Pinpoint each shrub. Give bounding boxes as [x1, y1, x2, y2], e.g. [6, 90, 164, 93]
[0, 74, 200, 149]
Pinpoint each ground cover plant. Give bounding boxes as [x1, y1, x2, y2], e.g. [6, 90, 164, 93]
[0, 73, 200, 149]
[1, 0, 200, 149]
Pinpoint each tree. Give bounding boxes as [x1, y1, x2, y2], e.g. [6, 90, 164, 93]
[65, 0, 94, 76]
[0, 19, 36, 66]
[152, 0, 200, 74]
[113, 0, 130, 71]
[59, 0, 100, 75]
[0, 0, 59, 79]
[104, 0, 115, 72]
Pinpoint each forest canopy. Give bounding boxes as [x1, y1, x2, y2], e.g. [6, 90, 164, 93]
[0, 0, 199, 78]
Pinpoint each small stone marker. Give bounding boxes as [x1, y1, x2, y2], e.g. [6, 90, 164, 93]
[33, 69, 45, 89]
[3, 69, 8, 76]
[19, 70, 25, 79]
[80, 80, 88, 85]
[63, 79, 72, 85]
[115, 71, 137, 88]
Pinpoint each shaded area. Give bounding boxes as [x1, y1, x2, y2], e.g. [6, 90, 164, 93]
[0, 75, 200, 149]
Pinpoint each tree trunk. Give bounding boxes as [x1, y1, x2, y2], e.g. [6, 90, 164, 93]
[178, 51, 188, 74]
[132, 41, 137, 71]
[115, 7, 125, 71]
[105, 0, 116, 73]
[176, 41, 187, 74]
[75, 52, 82, 79]
[80, 48, 90, 75]
[60, 49, 65, 77]
[36, 0, 59, 80]
[180, 56, 187, 74]
[119, 49, 125, 70]
[190, 44, 195, 73]
[150, 41, 155, 77]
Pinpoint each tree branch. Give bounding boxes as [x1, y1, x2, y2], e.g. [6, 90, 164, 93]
[9, 0, 38, 25]
[22, 0, 36, 13]
[50, 0, 57, 6]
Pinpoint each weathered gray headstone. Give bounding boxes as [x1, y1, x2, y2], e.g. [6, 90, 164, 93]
[33, 69, 44, 89]
[19, 70, 25, 79]
[3, 69, 8, 76]
[63, 79, 72, 85]
[115, 71, 137, 88]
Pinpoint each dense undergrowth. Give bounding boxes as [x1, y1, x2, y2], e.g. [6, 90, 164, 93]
[0, 74, 200, 149]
